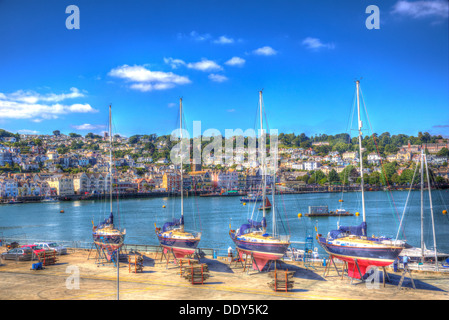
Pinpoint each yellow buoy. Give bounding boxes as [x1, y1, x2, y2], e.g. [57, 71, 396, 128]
[162, 205, 166, 208]
[355, 212, 360, 216]
[243, 202, 246, 206]
[339, 199, 343, 202]
[298, 213, 302, 218]
[443, 210, 447, 215]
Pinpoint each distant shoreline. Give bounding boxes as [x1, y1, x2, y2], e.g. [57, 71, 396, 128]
[2, 183, 447, 204]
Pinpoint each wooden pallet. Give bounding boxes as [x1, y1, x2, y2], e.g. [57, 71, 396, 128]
[267, 269, 295, 292]
[37, 251, 57, 266]
[128, 254, 144, 273]
[181, 264, 210, 284]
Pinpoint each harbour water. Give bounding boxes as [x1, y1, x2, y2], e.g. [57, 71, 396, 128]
[0, 190, 448, 256]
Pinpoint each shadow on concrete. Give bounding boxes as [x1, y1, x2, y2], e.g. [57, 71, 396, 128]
[385, 272, 447, 292]
[263, 261, 326, 281]
[200, 258, 234, 273]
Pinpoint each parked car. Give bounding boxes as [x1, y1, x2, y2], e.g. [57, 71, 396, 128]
[33, 242, 67, 255]
[21, 244, 51, 260]
[5, 242, 20, 250]
[1, 248, 33, 261]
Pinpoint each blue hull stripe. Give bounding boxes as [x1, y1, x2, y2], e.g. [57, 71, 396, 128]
[318, 238, 402, 262]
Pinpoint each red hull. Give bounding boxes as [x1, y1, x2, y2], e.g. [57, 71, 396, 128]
[336, 256, 394, 279]
[237, 249, 283, 271]
[162, 246, 195, 261]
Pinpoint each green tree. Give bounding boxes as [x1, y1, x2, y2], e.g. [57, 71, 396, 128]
[328, 169, 340, 183]
[437, 147, 449, 157]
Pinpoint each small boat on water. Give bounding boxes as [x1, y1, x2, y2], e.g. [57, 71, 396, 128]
[258, 197, 272, 211]
[240, 193, 262, 202]
[7, 198, 23, 204]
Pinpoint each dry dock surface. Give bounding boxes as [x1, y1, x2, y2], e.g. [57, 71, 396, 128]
[0, 247, 448, 301]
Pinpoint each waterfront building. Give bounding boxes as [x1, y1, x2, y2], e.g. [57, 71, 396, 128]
[47, 174, 74, 196]
[0, 150, 13, 166]
[162, 172, 181, 191]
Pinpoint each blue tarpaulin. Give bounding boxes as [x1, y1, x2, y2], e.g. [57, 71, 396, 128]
[237, 218, 267, 236]
[96, 212, 114, 229]
[162, 216, 184, 232]
[329, 222, 367, 239]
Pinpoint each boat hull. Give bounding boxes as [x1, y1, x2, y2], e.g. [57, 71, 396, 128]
[93, 232, 125, 261]
[318, 237, 403, 279]
[230, 233, 289, 271]
[157, 234, 200, 259]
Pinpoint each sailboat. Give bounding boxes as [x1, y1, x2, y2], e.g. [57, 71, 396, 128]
[398, 150, 449, 266]
[155, 98, 201, 259]
[317, 80, 404, 279]
[258, 197, 272, 210]
[229, 90, 290, 271]
[92, 105, 126, 261]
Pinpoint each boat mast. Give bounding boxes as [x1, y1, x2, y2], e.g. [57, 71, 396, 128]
[424, 152, 438, 270]
[259, 90, 266, 232]
[272, 140, 277, 237]
[420, 149, 424, 262]
[109, 105, 120, 301]
[356, 80, 366, 225]
[109, 105, 113, 216]
[180, 98, 184, 231]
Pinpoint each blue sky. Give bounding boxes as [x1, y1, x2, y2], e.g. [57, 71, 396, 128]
[0, 0, 448, 138]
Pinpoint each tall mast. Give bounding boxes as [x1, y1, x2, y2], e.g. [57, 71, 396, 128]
[180, 98, 184, 229]
[356, 80, 366, 224]
[424, 153, 438, 270]
[109, 105, 113, 216]
[420, 149, 424, 262]
[259, 90, 266, 231]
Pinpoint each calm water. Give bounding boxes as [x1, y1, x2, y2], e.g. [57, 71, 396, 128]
[1, 190, 448, 255]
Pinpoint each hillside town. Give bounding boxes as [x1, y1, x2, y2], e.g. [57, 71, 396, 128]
[0, 130, 448, 201]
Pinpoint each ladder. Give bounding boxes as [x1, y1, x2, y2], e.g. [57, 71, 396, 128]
[303, 235, 315, 269]
[397, 265, 416, 290]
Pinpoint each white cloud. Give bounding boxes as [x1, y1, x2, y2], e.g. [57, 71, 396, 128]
[253, 46, 277, 56]
[187, 59, 223, 72]
[213, 35, 234, 44]
[391, 0, 449, 19]
[18, 129, 40, 134]
[182, 31, 211, 41]
[71, 124, 106, 131]
[302, 37, 335, 50]
[208, 74, 228, 82]
[227, 109, 236, 113]
[108, 64, 191, 91]
[163, 57, 186, 69]
[5, 87, 85, 104]
[225, 56, 246, 67]
[0, 88, 96, 122]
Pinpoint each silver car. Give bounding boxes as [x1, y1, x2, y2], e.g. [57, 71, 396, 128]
[33, 242, 67, 255]
[1, 248, 33, 261]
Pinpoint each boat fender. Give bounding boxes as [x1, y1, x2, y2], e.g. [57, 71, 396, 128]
[262, 233, 269, 237]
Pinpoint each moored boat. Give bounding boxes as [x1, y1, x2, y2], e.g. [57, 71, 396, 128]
[230, 90, 290, 271]
[155, 98, 201, 259]
[92, 105, 126, 261]
[317, 80, 404, 279]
